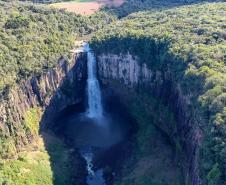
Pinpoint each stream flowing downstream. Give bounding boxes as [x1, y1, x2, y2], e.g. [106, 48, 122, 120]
[55, 43, 132, 185]
[52, 42, 186, 185]
[82, 43, 106, 185]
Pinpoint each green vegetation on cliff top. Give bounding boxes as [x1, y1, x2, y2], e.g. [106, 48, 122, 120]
[0, 2, 114, 183]
[0, 0, 225, 184]
[106, 0, 224, 17]
[91, 2, 226, 184]
[0, 1, 115, 95]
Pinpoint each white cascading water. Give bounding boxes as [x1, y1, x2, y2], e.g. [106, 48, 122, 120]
[84, 43, 103, 119]
[82, 43, 106, 185]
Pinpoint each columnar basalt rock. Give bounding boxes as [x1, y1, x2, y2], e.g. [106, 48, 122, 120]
[0, 52, 87, 157]
[97, 53, 202, 185]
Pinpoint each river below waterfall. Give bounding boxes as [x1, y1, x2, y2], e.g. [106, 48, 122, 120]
[53, 43, 134, 185]
[55, 109, 132, 185]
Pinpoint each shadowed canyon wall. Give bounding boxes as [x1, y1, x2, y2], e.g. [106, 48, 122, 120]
[0, 50, 206, 185]
[97, 53, 202, 185]
[0, 52, 87, 158]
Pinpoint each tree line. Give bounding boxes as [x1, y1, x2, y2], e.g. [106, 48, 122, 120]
[91, 2, 226, 185]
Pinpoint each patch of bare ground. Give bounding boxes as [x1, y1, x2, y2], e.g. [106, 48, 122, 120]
[49, 0, 124, 15]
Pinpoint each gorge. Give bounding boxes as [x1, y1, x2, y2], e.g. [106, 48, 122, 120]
[0, 41, 186, 184]
[0, 1, 225, 185]
[51, 43, 185, 185]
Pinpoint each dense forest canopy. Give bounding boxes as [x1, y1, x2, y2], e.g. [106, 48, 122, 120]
[105, 0, 225, 17]
[0, 0, 225, 184]
[91, 2, 226, 184]
[0, 1, 115, 96]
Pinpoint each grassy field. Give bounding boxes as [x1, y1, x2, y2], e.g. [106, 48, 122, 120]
[49, 0, 124, 15]
[0, 133, 74, 185]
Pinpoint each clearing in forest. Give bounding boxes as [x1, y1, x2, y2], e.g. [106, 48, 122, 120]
[49, 0, 124, 15]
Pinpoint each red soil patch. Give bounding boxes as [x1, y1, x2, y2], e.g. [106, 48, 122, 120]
[49, 0, 124, 15]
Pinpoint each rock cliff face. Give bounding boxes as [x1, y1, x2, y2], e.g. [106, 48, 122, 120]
[0, 52, 87, 158]
[97, 53, 202, 185]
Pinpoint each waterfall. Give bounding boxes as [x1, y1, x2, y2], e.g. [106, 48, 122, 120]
[84, 43, 103, 119]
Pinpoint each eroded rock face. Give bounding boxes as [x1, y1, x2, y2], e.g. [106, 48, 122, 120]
[0, 53, 87, 157]
[97, 53, 202, 185]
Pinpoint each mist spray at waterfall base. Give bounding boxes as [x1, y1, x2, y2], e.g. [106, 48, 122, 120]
[82, 43, 108, 185]
[54, 43, 132, 185]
